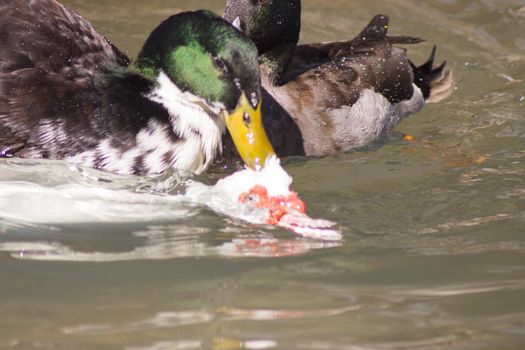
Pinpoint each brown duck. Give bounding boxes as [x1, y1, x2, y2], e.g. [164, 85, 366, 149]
[224, 0, 454, 157]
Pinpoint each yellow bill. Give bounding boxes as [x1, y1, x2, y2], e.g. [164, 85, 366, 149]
[224, 93, 275, 170]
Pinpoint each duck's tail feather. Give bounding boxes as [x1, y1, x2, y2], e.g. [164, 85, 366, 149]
[410, 46, 454, 103]
[352, 15, 424, 45]
[355, 16, 454, 103]
[356, 14, 389, 42]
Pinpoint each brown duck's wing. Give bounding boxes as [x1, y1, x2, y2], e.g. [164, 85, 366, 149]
[0, 68, 104, 158]
[286, 45, 415, 104]
[0, 0, 138, 158]
[281, 16, 418, 107]
[0, 0, 129, 75]
[0, 65, 166, 161]
[289, 15, 451, 101]
[285, 15, 423, 83]
[292, 15, 423, 63]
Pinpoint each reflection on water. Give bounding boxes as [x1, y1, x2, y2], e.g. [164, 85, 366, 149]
[0, 231, 341, 261]
[62, 305, 359, 336]
[2, 0, 525, 349]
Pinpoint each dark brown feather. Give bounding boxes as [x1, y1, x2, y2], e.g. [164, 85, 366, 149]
[0, 0, 129, 74]
[0, 0, 166, 163]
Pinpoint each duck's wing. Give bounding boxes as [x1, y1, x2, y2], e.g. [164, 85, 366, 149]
[284, 15, 422, 78]
[287, 15, 452, 102]
[320, 15, 423, 58]
[0, 0, 152, 160]
[0, 0, 129, 74]
[0, 66, 160, 159]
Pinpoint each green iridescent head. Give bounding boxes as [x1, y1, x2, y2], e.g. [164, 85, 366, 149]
[135, 10, 275, 170]
[135, 10, 261, 111]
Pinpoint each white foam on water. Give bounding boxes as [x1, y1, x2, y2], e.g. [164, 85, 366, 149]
[0, 158, 289, 225]
[0, 181, 194, 224]
[0, 157, 342, 261]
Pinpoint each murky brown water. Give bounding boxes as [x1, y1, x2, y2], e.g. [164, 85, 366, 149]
[1, 0, 525, 349]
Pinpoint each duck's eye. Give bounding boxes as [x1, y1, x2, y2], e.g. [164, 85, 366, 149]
[213, 56, 228, 74]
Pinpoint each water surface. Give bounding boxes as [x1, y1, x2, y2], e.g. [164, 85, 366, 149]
[1, 0, 525, 349]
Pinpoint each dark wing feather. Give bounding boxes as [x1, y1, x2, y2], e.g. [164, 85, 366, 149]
[0, 0, 152, 159]
[0, 0, 129, 74]
[0, 67, 100, 158]
[291, 15, 424, 64]
[0, 66, 165, 159]
[282, 15, 416, 106]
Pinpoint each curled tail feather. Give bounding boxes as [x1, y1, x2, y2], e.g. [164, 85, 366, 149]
[357, 16, 454, 103]
[410, 46, 454, 103]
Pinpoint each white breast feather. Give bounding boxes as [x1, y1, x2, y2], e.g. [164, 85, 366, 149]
[146, 71, 225, 174]
[329, 85, 425, 151]
[68, 72, 226, 175]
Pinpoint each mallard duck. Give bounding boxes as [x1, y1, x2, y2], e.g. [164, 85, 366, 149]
[0, 0, 275, 175]
[224, 0, 454, 157]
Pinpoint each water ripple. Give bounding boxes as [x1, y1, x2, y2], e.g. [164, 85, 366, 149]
[62, 310, 213, 335]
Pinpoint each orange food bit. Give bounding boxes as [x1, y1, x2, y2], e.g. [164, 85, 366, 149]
[239, 185, 307, 225]
[403, 135, 414, 142]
